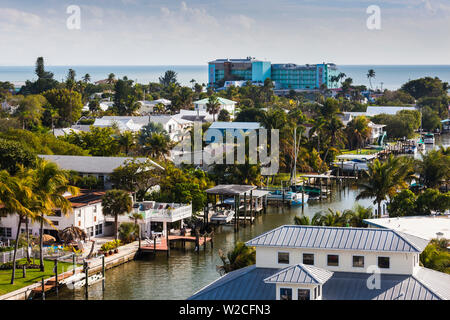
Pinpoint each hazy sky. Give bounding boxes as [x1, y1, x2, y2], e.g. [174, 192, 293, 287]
[1, 0, 449, 66]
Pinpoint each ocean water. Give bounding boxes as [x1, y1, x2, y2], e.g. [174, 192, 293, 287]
[1, 65, 449, 90]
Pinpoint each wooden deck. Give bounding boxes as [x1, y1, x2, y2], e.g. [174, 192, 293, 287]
[31, 271, 76, 293]
[140, 235, 212, 252]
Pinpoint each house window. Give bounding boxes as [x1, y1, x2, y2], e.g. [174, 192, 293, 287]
[280, 288, 292, 300]
[94, 216, 97, 222]
[51, 221, 59, 226]
[303, 253, 314, 265]
[0, 227, 12, 237]
[353, 256, 365, 268]
[54, 209, 62, 217]
[278, 252, 289, 264]
[77, 210, 81, 217]
[297, 289, 310, 300]
[93, 206, 97, 213]
[378, 257, 390, 269]
[327, 254, 339, 266]
[95, 224, 103, 236]
[87, 227, 94, 237]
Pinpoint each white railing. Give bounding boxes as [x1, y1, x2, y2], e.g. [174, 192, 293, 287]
[0, 246, 58, 264]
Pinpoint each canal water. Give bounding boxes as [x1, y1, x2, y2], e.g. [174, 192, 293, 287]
[51, 134, 449, 300]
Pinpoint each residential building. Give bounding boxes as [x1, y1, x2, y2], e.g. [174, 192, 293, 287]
[0, 190, 109, 241]
[38, 155, 163, 189]
[206, 122, 263, 143]
[193, 97, 237, 119]
[137, 99, 171, 115]
[189, 225, 450, 300]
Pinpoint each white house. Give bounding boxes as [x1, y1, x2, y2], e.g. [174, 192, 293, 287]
[189, 225, 450, 300]
[0, 191, 109, 241]
[38, 155, 163, 189]
[193, 97, 237, 119]
[137, 99, 171, 115]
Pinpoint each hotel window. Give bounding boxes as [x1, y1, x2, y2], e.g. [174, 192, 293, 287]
[327, 254, 339, 266]
[353, 256, 365, 268]
[303, 253, 314, 265]
[297, 289, 310, 300]
[278, 252, 290, 264]
[378, 257, 390, 269]
[280, 288, 292, 300]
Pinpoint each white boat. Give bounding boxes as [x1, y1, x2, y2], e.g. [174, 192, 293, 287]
[210, 210, 235, 223]
[66, 273, 103, 290]
[267, 190, 308, 205]
[423, 133, 435, 144]
[336, 159, 369, 172]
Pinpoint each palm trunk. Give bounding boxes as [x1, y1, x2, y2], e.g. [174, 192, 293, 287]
[115, 214, 118, 240]
[25, 218, 30, 263]
[377, 201, 382, 218]
[11, 219, 22, 284]
[39, 217, 44, 272]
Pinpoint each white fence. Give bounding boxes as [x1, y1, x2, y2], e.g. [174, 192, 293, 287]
[0, 246, 60, 264]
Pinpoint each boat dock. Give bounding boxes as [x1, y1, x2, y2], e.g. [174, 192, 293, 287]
[139, 234, 213, 253]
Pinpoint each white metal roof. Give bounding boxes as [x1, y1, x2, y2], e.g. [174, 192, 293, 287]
[264, 264, 333, 285]
[364, 216, 450, 241]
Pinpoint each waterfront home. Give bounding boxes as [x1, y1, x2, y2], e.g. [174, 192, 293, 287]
[114, 201, 192, 238]
[94, 115, 192, 142]
[38, 155, 163, 189]
[0, 190, 110, 241]
[82, 101, 113, 112]
[364, 216, 450, 241]
[189, 225, 450, 300]
[193, 97, 237, 119]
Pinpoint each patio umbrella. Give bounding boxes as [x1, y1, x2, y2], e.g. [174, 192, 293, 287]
[42, 234, 56, 244]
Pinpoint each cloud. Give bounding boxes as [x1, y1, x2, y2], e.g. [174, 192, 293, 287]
[0, 8, 41, 29]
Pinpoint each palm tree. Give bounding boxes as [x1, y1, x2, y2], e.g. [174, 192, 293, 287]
[345, 116, 372, 150]
[117, 131, 136, 155]
[83, 73, 91, 83]
[31, 159, 79, 271]
[143, 133, 172, 160]
[357, 155, 411, 217]
[130, 212, 143, 245]
[416, 149, 450, 188]
[348, 204, 373, 227]
[217, 242, 255, 275]
[294, 212, 323, 226]
[206, 96, 221, 121]
[367, 69, 376, 90]
[0, 170, 34, 284]
[107, 73, 116, 85]
[102, 190, 133, 240]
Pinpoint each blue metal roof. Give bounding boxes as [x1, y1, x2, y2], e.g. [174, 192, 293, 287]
[188, 266, 446, 300]
[245, 225, 429, 253]
[264, 264, 333, 285]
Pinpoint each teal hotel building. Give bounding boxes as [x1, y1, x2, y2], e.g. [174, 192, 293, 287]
[208, 57, 339, 91]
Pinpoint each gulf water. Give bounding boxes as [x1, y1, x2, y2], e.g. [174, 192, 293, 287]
[1, 65, 450, 90]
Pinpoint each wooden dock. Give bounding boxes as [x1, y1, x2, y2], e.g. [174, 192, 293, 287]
[140, 235, 212, 252]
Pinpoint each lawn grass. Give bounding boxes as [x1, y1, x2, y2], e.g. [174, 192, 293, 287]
[0, 258, 77, 295]
[340, 149, 379, 155]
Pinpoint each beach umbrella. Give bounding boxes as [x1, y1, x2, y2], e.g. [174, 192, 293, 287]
[42, 234, 56, 244]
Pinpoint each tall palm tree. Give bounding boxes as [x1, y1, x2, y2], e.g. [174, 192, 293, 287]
[31, 159, 79, 271]
[345, 116, 372, 150]
[206, 96, 221, 121]
[83, 73, 91, 83]
[0, 170, 34, 284]
[367, 69, 376, 90]
[117, 131, 136, 155]
[102, 190, 133, 240]
[416, 149, 450, 188]
[107, 73, 116, 85]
